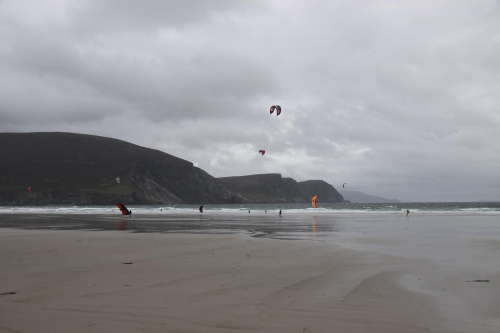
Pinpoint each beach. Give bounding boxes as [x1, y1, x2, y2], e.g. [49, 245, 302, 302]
[1, 213, 499, 332]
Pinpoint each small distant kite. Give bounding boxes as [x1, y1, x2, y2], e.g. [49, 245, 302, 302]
[199, 205, 204, 213]
[312, 195, 319, 208]
[27, 186, 32, 193]
[117, 203, 132, 215]
[343, 183, 347, 188]
[116, 176, 120, 184]
[270, 105, 281, 116]
[259, 150, 265, 156]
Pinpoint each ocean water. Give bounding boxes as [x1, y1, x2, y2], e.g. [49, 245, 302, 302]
[0, 202, 498, 240]
[0, 202, 499, 215]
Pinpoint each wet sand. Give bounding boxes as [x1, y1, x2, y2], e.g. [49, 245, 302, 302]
[1, 214, 499, 332]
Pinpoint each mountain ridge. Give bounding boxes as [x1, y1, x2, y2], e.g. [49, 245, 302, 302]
[218, 174, 345, 203]
[0, 132, 345, 205]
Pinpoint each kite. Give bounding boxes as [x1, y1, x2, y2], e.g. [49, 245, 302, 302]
[312, 195, 319, 208]
[117, 203, 132, 215]
[259, 150, 265, 156]
[343, 183, 347, 188]
[199, 205, 204, 213]
[28, 187, 32, 193]
[270, 105, 281, 116]
[116, 176, 120, 184]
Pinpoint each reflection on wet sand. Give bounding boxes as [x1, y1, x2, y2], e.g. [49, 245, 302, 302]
[0, 213, 341, 241]
[117, 219, 128, 230]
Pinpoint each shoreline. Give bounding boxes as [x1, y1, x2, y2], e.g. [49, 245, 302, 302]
[1, 213, 500, 332]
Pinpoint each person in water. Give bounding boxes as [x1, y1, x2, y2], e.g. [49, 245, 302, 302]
[279, 209, 282, 217]
[406, 209, 410, 216]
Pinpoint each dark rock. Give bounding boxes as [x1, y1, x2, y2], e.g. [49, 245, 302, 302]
[0, 132, 345, 205]
[218, 174, 345, 203]
[0, 132, 244, 205]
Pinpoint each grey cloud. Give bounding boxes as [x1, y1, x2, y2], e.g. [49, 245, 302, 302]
[1, 0, 500, 201]
[70, 0, 265, 34]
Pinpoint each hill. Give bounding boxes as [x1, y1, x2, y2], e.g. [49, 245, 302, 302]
[0, 132, 346, 206]
[0, 132, 245, 205]
[297, 180, 345, 203]
[218, 174, 345, 203]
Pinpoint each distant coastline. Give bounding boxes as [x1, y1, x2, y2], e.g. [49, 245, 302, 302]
[0, 132, 352, 205]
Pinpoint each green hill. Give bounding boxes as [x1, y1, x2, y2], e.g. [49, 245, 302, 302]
[0, 132, 244, 205]
[0, 132, 345, 206]
[218, 174, 345, 203]
[297, 180, 345, 203]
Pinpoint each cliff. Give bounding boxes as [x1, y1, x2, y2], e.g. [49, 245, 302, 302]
[217, 174, 303, 203]
[218, 174, 345, 203]
[0, 132, 245, 205]
[0, 132, 345, 206]
[297, 180, 345, 203]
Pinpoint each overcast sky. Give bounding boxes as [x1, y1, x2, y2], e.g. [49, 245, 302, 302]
[1, 0, 499, 202]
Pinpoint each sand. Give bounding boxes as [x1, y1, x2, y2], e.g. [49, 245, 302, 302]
[1, 215, 499, 333]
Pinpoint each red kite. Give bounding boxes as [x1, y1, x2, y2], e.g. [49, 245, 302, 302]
[270, 105, 281, 116]
[117, 203, 132, 215]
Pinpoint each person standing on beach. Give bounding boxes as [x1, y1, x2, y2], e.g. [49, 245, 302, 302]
[406, 209, 410, 217]
[279, 209, 282, 217]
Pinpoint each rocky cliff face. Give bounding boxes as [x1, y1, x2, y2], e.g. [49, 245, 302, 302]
[218, 174, 345, 203]
[297, 180, 345, 203]
[0, 132, 245, 205]
[0, 132, 345, 206]
[218, 174, 305, 203]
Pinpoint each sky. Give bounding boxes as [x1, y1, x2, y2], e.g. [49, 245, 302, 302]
[1, 0, 500, 202]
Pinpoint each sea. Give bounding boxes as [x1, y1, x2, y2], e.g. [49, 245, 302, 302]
[0, 202, 498, 237]
[0, 201, 499, 215]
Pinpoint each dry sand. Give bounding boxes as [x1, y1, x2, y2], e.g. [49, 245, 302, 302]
[0, 222, 498, 332]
